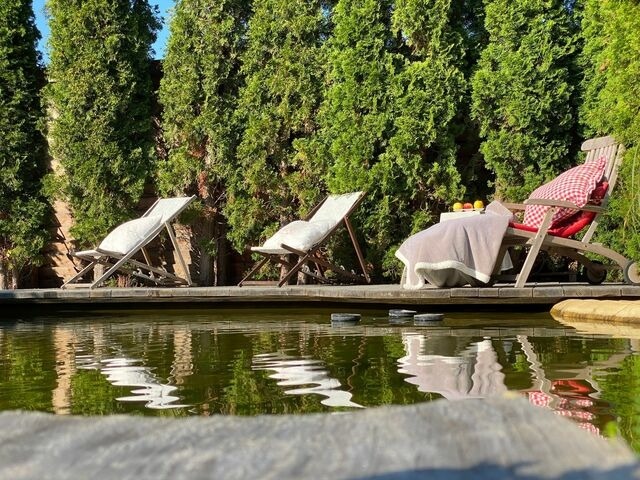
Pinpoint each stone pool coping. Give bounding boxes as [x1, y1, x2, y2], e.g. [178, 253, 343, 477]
[551, 299, 640, 323]
[0, 396, 636, 480]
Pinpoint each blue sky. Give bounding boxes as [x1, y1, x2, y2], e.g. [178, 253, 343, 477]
[32, 0, 175, 62]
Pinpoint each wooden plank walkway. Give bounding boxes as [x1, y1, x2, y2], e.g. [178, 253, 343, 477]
[1, 282, 639, 307]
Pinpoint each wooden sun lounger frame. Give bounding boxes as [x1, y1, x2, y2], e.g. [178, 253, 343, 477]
[239, 192, 372, 287]
[495, 136, 639, 288]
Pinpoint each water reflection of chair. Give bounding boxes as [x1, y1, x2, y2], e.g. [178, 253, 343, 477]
[89, 357, 189, 409]
[518, 335, 603, 435]
[252, 353, 363, 408]
[397, 333, 507, 400]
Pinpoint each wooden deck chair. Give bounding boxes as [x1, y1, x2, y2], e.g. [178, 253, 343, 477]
[62, 196, 196, 289]
[239, 191, 371, 287]
[494, 135, 640, 288]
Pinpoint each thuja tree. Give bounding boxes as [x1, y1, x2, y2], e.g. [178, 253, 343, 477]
[159, 0, 250, 285]
[46, 0, 160, 246]
[580, 0, 640, 262]
[225, 0, 328, 252]
[377, 0, 467, 276]
[0, 0, 48, 288]
[315, 0, 398, 277]
[471, 0, 579, 201]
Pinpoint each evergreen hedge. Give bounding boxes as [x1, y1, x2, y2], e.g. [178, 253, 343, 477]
[314, 0, 398, 276]
[159, 0, 250, 285]
[471, 0, 579, 201]
[580, 0, 640, 263]
[46, 0, 160, 247]
[225, 0, 328, 252]
[19, 0, 640, 285]
[0, 0, 48, 288]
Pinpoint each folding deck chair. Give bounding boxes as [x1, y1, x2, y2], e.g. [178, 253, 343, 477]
[238, 191, 371, 287]
[495, 135, 640, 288]
[62, 196, 196, 289]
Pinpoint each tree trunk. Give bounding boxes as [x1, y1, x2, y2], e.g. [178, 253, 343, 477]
[197, 216, 214, 286]
[213, 217, 229, 286]
[10, 266, 19, 289]
[0, 262, 7, 290]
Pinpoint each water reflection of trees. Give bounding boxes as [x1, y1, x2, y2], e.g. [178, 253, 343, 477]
[1, 317, 640, 449]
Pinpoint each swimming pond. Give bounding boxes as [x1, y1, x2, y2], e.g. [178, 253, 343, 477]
[1, 306, 639, 451]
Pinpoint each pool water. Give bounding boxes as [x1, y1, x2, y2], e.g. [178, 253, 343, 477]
[1, 306, 640, 451]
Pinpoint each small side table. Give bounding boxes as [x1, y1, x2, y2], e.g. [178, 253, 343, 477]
[439, 209, 484, 222]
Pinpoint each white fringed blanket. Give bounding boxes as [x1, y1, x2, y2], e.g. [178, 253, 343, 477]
[395, 201, 514, 288]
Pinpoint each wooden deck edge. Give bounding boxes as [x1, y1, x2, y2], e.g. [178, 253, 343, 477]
[1, 283, 639, 307]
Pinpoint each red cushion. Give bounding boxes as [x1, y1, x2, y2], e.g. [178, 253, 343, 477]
[510, 181, 609, 238]
[523, 156, 607, 229]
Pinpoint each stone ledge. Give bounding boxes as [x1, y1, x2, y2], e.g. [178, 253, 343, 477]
[551, 299, 640, 323]
[0, 397, 636, 480]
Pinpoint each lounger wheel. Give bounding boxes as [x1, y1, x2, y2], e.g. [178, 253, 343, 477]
[580, 261, 606, 285]
[624, 261, 640, 285]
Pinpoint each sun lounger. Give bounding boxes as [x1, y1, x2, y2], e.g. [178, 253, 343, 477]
[239, 192, 371, 287]
[62, 196, 196, 289]
[498, 135, 639, 287]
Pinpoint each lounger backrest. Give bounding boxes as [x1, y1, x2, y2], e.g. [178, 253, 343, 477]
[309, 192, 364, 228]
[579, 136, 624, 243]
[143, 196, 195, 224]
[581, 135, 623, 191]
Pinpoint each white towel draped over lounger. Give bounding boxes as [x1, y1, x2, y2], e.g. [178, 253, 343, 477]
[395, 201, 514, 289]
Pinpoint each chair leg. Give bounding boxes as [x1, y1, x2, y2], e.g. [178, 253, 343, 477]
[515, 210, 555, 288]
[90, 254, 136, 289]
[62, 261, 98, 288]
[277, 254, 310, 287]
[344, 217, 371, 283]
[238, 256, 270, 287]
[166, 223, 192, 286]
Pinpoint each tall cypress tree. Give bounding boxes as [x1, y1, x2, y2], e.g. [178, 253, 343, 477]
[580, 0, 640, 262]
[46, 0, 160, 247]
[0, 0, 48, 288]
[471, 0, 578, 201]
[159, 0, 250, 285]
[377, 0, 466, 275]
[225, 0, 328, 252]
[315, 0, 398, 276]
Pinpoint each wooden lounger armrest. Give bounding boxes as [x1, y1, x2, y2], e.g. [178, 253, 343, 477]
[524, 198, 606, 214]
[501, 202, 526, 211]
[524, 198, 580, 209]
[577, 204, 605, 213]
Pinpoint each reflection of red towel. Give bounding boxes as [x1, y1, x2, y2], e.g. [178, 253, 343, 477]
[552, 379, 595, 396]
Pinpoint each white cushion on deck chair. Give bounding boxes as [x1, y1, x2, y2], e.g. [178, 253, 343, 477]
[97, 215, 163, 255]
[253, 220, 334, 255]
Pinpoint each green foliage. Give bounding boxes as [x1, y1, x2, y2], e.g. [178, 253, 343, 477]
[158, 0, 250, 284]
[580, 0, 640, 263]
[225, 0, 328, 251]
[158, 0, 249, 198]
[0, 0, 48, 287]
[314, 0, 471, 278]
[312, 0, 398, 274]
[384, 0, 466, 232]
[471, 0, 579, 201]
[46, 0, 160, 247]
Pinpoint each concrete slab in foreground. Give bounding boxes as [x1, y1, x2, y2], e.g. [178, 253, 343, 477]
[0, 397, 637, 480]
